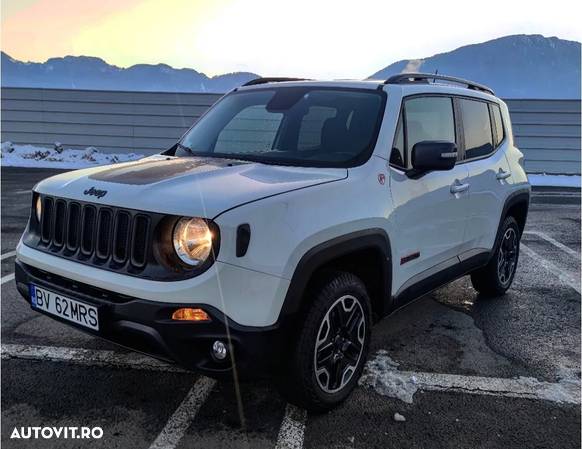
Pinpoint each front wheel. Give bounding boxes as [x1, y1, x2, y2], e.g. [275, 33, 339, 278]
[471, 215, 521, 296]
[278, 271, 371, 412]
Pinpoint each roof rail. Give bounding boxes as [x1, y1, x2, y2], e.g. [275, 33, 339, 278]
[384, 73, 494, 95]
[243, 77, 311, 87]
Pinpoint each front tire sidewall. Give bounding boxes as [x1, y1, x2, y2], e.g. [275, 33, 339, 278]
[301, 274, 372, 408]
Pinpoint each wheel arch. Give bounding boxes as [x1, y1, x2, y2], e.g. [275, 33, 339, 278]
[278, 229, 392, 326]
[500, 188, 531, 236]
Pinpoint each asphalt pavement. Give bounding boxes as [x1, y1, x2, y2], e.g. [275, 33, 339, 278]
[1, 167, 580, 449]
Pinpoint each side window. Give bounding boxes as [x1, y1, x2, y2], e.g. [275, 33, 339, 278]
[214, 105, 283, 153]
[490, 103, 505, 147]
[460, 99, 494, 159]
[390, 112, 405, 168]
[404, 97, 456, 159]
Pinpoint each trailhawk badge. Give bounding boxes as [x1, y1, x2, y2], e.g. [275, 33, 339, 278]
[83, 186, 108, 199]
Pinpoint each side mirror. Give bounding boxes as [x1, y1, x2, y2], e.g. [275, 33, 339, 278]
[411, 141, 457, 173]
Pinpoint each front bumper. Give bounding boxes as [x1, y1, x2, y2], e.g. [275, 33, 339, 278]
[15, 260, 284, 379]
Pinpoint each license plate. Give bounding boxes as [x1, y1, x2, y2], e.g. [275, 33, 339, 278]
[30, 284, 99, 331]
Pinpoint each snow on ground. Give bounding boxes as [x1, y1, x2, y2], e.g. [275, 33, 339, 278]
[359, 350, 419, 403]
[1, 142, 581, 189]
[528, 174, 581, 188]
[1, 142, 144, 169]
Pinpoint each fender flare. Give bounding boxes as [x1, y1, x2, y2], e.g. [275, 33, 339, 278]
[498, 188, 531, 236]
[277, 229, 392, 322]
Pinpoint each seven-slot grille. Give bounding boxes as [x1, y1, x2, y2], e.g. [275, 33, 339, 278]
[37, 196, 151, 270]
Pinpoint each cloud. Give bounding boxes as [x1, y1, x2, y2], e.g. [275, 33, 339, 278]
[401, 59, 424, 73]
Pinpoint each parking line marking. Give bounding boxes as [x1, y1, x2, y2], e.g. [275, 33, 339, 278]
[1, 250, 17, 261]
[521, 243, 581, 294]
[407, 370, 580, 404]
[15, 189, 31, 195]
[149, 376, 216, 449]
[1, 344, 187, 372]
[1, 273, 15, 285]
[275, 404, 307, 449]
[524, 230, 580, 259]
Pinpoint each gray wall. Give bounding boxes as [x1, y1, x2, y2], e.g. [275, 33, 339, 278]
[1, 87, 580, 174]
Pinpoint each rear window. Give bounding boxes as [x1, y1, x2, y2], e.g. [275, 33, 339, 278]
[460, 99, 494, 159]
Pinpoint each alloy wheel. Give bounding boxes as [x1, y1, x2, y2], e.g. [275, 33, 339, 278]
[313, 295, 366, 394]
[497, 227, 518, 286]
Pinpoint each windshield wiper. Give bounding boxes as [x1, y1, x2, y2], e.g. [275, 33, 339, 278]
[176, 142, 195, 155]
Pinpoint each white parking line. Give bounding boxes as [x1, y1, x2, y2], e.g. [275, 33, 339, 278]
[524, 230, 580, 259]
[149, 376, 216, 449]
[1, 250, 17, 261]
[15, 189, 31, 195]
[1, 273, 15, 285]
[408, 370, 580, 404]
[275, 404, 307, 449]
[521, 243, 581, 294]
[1, 344, 187, 372]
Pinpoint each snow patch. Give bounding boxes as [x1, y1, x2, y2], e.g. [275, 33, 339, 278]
[1, 142, 145, 169]
[528, 174, 581, 188]
[358, 350, 419, 403]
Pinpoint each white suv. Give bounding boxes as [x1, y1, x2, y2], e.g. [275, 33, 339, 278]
[15, 74, 530, 411]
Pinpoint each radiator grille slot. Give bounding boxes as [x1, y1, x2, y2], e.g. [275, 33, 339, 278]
[131, 215, 150, 268]
[66, 202, 81, 251]
[96, 209, 113, 260]
[113, 211, 131, 263]
[53, 200, 67, 247]
[81, 206, 97, 255]
[40, 197, 54, 243]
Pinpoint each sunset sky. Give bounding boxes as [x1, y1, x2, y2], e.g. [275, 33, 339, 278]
[2, 0, 581, 78]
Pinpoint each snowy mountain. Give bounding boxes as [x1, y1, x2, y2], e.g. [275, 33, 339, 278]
[1, 35, 580, 97]
[0, 52, 258, 93]
[369, 35, 581, 98]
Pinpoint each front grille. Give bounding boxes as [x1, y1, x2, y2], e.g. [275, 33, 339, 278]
[32, 196, 153, 275]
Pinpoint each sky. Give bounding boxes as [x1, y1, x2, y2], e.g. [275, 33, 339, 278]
[2, 0, 581, 78]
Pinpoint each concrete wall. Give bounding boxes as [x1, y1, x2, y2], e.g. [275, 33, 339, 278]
[1, 87, 580, 174]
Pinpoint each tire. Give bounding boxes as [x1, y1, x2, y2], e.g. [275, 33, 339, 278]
[277, 271, 372, 413]
[471, 215, 521, 296]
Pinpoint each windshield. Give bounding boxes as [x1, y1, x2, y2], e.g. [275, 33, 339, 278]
[176, 87, 386, 168]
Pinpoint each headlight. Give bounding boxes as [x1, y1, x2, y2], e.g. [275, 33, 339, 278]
[172, 217, 214, 267]
[35, 195, 42, 222]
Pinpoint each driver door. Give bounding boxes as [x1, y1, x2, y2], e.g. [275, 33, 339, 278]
[389, 95, 470, 298]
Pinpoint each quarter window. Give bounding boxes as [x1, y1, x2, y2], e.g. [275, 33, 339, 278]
[460, 99, 494, 159]
[490, 103, 505, 147]
[404, 97, 456, 157]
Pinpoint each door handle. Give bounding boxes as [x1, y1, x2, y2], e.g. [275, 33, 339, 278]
[450, 180, 470, 194]
[496, 169, 511, 180]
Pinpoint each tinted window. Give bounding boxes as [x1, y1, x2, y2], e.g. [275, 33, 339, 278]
[178, 88, 385, 168]
[297, 106, 337, 150]
[390, 113, 405, 168]
[215, 105, 283, 153]
[490, 103, 505, 147]
[404, 97, 456, 154]
[460, 99, 494, 159]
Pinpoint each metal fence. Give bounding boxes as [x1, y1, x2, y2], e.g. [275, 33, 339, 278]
[1, 87, 580, 174]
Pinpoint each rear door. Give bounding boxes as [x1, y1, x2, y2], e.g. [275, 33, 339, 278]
[458, 99, 512, 254]
[389, 95, 470, 296]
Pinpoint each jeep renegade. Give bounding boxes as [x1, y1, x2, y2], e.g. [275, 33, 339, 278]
[15, 74, 530, 411]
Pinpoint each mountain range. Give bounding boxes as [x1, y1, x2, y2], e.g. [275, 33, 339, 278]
[2, 34, 580, 97]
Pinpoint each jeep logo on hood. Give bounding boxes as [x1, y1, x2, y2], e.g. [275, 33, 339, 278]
[83, 186, 108, 199]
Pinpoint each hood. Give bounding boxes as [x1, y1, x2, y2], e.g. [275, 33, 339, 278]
[34, 155, 347, 218]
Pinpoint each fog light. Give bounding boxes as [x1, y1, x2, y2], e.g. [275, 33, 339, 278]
[212, 340, 228, 360]
[171, 308, 210, 322]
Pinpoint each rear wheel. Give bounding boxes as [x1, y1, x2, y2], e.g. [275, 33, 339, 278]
[471, 215, 520, 296]
[278, 271, 371, 412]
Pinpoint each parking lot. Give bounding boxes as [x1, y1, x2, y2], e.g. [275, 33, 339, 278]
[1, 167, 580, 449]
